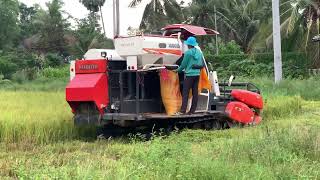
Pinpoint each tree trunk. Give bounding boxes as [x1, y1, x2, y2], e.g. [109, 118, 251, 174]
[100, 5, 106, 37]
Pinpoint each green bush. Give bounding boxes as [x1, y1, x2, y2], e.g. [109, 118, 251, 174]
[204, 40, 310, 79]
[45, 53, 64, 67]
[0, 74, 12, 86]
[11, 70, 28, 83]
[40, 66, 69, 79]
[218, 40, 244, 55]
[0, 57, 18, 79]
[11, 68, 39, 83]
[203, 40, 244, 57]
[205, 52, 310, 79]
[0, 49, 43, 78]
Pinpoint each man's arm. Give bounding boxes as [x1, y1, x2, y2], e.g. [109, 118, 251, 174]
[176, 53, 189, 73]
[176, 54, 184, 66]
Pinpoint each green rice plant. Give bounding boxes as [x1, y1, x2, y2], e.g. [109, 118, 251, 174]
[0, 85, 308, 144]
[248, 77, 320, 100]
[2, 126, 318, 179]
[0, 78, 68, 91]
[263, 96, 303, 120]
[0, 101, 319, 179]
[0, 78, 320, 179]
[0, 91, 95, 144]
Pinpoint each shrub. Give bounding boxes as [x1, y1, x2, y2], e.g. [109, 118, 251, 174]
[40, 66, 69, 79]
[206, 52, 310, 79]
[11, 68, 39, 83]
[204, 40, 244, 57]
[0, 57, 18, 79]
[0, 74, 12, 85]
[0, 49, 43, 79]
[11, 70, 28, 83]
[45, 53, 64, 67]
[219, 40, 244, 55]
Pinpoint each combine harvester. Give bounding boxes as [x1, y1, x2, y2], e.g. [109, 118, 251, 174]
[65, 1, 264, 132]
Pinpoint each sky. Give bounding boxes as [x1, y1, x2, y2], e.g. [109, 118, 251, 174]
[20, 0, 150, 38]
[20, 0, 190, 38]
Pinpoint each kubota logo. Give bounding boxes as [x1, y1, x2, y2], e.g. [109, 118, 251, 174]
[80, 64, 98, 70]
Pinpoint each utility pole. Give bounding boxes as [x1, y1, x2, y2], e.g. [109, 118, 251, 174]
[272, 0, 283, 83]
[214, 5, 219, 55]
[113, 0, 120, 38]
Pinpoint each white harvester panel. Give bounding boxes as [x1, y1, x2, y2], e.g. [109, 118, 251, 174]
[114, 36, 182, 69]
[127, 56, 138, 70]
[70, 60, 75, 81]
[84, 49, 124, 61]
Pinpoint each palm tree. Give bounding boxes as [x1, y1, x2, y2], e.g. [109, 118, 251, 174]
[184, 0, 271, 52]
[279, 0, 319, 47]
[32, 0, 69, 54]
[71, 16, 113, 58]
[255, 0, 320, 66]
[79, 0, 107, 37]
[129, 0, 184, 32]
[221, 0, 272, 52]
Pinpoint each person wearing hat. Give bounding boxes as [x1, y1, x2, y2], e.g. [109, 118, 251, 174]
[175, 36, 204, 115]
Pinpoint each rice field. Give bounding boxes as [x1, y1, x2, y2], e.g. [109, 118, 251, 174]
[0, 78, 320, 179]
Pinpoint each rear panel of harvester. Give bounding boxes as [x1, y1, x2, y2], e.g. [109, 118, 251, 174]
[102, 61, 224, 127]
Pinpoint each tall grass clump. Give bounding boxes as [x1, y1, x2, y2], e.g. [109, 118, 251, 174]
[0, 78, 68, 92]
[248, 77, 320, 100]
[40, 66, 69, 79]
[101, 125, 320, 179]
[0, 91, 94, 144]
[217, 125, 320, 179]
[0, 65, 69, 91]
[263, 96, 303, 120]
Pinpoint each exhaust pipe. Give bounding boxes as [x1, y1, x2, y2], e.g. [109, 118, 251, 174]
[113, 0, 120, 38]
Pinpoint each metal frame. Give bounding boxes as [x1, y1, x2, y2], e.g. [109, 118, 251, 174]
[108, 69, 163, 120]
[103, 110, 223, 121]
[135, 71, 140, 115]
[219, 82, 261, 97]
[106, 68, 261, 124]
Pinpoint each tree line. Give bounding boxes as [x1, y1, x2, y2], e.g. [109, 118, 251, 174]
[133, 0, 320, 66]
[0, 0, 319, 80]
[0, 0, 113, 79]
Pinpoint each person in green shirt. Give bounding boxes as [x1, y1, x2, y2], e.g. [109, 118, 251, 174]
[175, 36, 204, 115]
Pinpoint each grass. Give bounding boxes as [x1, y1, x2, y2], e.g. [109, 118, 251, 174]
[1, 117, 319, 179]
[0, 91, 95, 144]
[0, 78, 320, 179]
[0, 77, 68, 91]
[249, 76, 320, 100]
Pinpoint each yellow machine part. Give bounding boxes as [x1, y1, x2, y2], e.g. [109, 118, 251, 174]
[198, 68, 212, 92]
[189, 68, 212, 97]
[160, 70, 182, 115]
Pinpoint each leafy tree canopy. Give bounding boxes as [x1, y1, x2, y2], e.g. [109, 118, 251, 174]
[0, 0, 20, 49]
